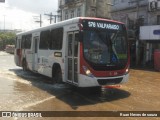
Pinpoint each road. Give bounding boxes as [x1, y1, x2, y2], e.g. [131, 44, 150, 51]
[0, 52, 160, 120]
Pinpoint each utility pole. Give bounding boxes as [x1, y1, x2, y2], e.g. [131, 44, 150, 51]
[44, 12, 61, 24]
[3, 15, 6, 50]
[53, 15, 61, 23]
[128, 0, 144, 66]
[44, 12, 54, 24]
[3, 15, 5, 32]
[34, 14, 42, 27]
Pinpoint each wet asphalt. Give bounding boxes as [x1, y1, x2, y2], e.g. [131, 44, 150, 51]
[0, 52, 160, 120]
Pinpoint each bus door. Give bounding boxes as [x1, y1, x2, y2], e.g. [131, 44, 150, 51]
[15, 38, 22, 66]
[32, 36, 39, 71]
[67, 32, 79, 84]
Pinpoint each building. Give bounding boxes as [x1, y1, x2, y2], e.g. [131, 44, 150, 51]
[111, 0, 160, 67]
[58, 0, 111, 22]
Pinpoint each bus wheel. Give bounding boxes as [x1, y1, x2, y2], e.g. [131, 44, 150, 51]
[22, 59, 27, 71]
[53, 66, 63, 84]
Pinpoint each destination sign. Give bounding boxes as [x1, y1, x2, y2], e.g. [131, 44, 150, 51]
[153, 30, 160, 35]
[82, 20, 123, 31]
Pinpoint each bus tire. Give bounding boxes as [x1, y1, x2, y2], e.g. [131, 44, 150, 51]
[52, 64, 63, 84]
[22, 59, 27, 71]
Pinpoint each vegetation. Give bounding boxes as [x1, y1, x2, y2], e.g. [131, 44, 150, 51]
[0, 32, 16, 50]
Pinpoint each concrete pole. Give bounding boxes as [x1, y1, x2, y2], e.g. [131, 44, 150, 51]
[3, 15, 5, 32]
[136, 1, 140, 66]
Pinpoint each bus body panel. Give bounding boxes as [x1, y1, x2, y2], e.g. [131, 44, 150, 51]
[37, 50, 64, 78]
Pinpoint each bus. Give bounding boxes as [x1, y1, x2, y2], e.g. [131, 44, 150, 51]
[14, 17, 130, 87]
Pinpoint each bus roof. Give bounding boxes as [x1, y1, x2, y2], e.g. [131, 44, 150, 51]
[17, 17, 124, 36]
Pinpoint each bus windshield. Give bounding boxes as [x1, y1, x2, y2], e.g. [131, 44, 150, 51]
[83, 29, 128, 68]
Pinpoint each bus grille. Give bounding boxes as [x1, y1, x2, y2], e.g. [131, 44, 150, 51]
[97, 78, 123, 85]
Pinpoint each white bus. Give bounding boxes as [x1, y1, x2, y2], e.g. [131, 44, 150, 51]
[14, 17, 130, 87]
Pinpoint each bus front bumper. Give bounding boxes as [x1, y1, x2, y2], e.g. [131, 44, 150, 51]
[78, 73, 129, 87]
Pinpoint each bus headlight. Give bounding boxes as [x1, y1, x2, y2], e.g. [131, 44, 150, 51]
[126, 69, 129, 73]
[125, 66, 130, 74]
[83, 66, 94, 78]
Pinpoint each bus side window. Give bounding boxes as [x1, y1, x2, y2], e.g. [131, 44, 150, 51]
[25, 34, 32, 49]
[39, 30, 50, 50]
[15, 38, 18, 48]
[50, 28, 63, 50]
[16, 39, 21, 49]
[21, 34, 32, 49]
[68, 34, 73, 56]
[19, 39, 21, 48]
[74, 33, 79, 57]
[22, 35, 25, 49]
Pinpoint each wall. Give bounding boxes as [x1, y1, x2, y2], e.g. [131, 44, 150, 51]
[111, 1, 148, 29]
[58, 0, 111, 21]
[58, 0, 86, 21]
[96, 0, 111, 19]
[111, 0, 147, 12]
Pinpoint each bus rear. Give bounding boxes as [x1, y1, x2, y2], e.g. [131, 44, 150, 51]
[78, 18, 129, 87]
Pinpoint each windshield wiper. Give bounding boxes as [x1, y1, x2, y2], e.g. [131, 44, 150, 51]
[106, 33, 119, 64]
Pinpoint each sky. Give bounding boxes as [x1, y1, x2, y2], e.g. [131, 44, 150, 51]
[0, 0, 58, 31]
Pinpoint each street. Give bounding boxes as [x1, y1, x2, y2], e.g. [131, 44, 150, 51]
[0, 52, 160, 120]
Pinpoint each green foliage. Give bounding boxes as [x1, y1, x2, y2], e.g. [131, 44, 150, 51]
[0, 32, 16, 50]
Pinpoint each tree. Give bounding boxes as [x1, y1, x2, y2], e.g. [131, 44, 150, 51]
[0, 32, 16, 50]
